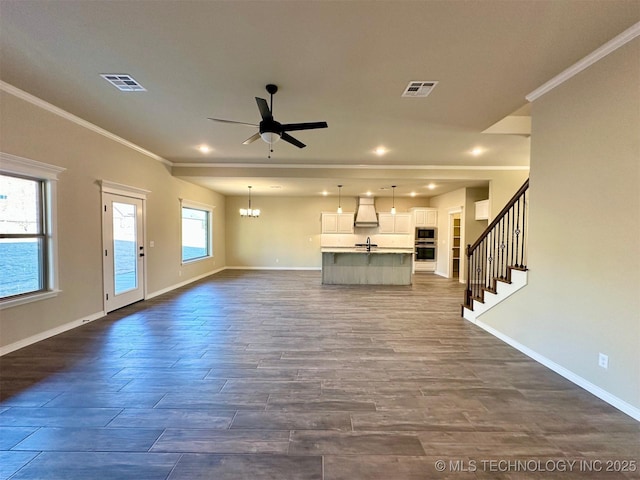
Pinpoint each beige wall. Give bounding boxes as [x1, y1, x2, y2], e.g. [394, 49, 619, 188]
[430, 179, 519, 279]
[0, 90, 226, 349]
[479, 40, 640, 410]
[225, 195, 427, 268]
[464, 186, 490, 250]
[489, 170, 529, 220]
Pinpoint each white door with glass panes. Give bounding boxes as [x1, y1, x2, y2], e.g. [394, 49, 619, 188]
[102, 193, 145, 312]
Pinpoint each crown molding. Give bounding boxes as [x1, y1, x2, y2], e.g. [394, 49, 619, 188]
[527, 21, 640, 102]
[0, 81, 173, 167]
[173, 162, 529, 171]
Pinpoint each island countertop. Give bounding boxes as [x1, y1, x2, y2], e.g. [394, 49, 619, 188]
[321, 247, 413, 254]
[321, 248, 413, 285]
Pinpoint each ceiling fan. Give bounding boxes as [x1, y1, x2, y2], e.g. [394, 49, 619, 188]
[208, 84, 328, 150]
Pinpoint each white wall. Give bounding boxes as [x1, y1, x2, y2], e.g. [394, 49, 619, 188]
[478, 39, 640, 414]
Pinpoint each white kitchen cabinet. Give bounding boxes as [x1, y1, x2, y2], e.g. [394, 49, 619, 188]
[475, 200, 489, 220]
[321, 213, 354, 234]
[378, 213, 412, 234]
[411, 208, 437, 227]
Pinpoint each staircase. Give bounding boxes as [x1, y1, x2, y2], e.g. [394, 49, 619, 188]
[462, 179, 529, 322]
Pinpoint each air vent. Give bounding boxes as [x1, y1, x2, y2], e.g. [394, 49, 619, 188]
[101, 74, 146, 92]
[401, 81, 438, 98]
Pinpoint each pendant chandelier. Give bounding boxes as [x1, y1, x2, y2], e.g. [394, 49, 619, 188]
[337, 184, 343, 214]
[239, 186, 260, 218]
[391, 185, 396, 215]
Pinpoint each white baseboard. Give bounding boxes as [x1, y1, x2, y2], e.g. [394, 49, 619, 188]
[471, 318, 640, 422]
[146, 267, 225, 299]
[434, 270, 448, 278]
[224, 266, 321, 271]
[0, 310, 105, 356]
[2, 269, 226, 356]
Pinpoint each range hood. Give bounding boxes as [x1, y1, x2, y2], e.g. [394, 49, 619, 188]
[354, 197, 379, 227]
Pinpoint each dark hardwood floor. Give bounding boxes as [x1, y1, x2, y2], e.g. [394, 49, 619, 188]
[1, 270, 638, 479]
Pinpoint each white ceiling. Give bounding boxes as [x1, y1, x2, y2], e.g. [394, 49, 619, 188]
[1, 1, 638, 197]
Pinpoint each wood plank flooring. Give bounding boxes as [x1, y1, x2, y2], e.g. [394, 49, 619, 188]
[1, 270, 638, 479]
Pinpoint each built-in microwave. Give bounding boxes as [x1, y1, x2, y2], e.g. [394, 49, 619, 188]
[416, 227, 436, 241]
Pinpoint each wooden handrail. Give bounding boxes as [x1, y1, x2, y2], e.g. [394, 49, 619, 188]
[468, 179, 529, 253]
[464, 178, 529, 313]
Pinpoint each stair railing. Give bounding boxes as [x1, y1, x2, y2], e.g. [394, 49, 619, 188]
[464, 179, 529, 312]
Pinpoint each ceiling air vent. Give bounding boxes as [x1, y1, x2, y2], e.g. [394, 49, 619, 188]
[401, 81, 438, 98]
[101, 74, 146, 92]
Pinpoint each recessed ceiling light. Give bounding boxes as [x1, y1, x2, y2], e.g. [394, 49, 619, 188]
[427, 183, 436, 190]
[471, 147, 484, 156]
[374, 146, 387, 156]
[198, 145, 211, 153]
[322, 190, 328, 196]
[366, 191, 372, 196]
[410, 192, 417, 197]
[101, 74, 146, 92]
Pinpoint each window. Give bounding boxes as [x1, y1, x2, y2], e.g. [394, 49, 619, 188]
[181, 200, 212, 263]
[0, 153, 64, 308]
[0, 174, 46, 298]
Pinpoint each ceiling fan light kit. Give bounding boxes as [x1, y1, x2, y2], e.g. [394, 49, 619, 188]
[209, 84, 328, 153]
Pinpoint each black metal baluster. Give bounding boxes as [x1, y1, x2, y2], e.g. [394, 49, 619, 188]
[520, 190, 529, 268]
[514, 197, 520, 268]
[509, 206, 514, 271]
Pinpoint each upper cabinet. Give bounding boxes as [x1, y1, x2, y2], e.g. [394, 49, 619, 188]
[475, 200, 489, 221]
[321, 212, 354, 234]
[378, 213, 412, 234]
[411, 207, 438, 227]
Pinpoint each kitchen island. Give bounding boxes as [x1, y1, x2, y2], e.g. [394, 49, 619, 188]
[321, 247, 413, 285]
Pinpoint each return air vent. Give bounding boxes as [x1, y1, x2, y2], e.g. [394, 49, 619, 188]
[101, 74, 146, 92]
[401, 81, 438, 98]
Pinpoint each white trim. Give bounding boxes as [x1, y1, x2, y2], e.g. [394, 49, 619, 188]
[174, 162, 530, 171]
[100, 180, 150, 199]
[146, 267, 224, 299]
[0, 152, 66, 179]
[0, 310, 105, 356]
[1, 153, 64, 307]
[0, 81, 172, 166]
[225, 266, 322, 271]
[0, 290, 61, 310]
[180, 198, 215, 210]
[180, 198, 214, 264]
[101, 192, 147, 313]
[471, 318, 640, 422]
[527, 22, 640, 102]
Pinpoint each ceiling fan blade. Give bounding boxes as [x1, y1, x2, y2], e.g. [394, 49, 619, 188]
[208, 118, 258, 127]
[255, 97, 271, 120]
[281, 132, 306, 149]
[281, 121, 328, 132]
[242, 132, 261, 145]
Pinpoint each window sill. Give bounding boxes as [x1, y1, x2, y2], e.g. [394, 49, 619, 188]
[181, 256, 213, 266]
[0, 290, 61, 310]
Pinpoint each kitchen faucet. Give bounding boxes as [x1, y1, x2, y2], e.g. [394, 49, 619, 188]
[366, 236, 371, 252]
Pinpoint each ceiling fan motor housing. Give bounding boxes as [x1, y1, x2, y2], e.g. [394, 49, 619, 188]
[259, 119, 282, 143]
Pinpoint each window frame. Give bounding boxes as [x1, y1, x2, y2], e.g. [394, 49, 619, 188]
[0, 152, 65, 309]
[180, 199, 214, 265]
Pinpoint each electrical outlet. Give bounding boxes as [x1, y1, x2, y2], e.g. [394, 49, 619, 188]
[598, 353, 608, 369]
